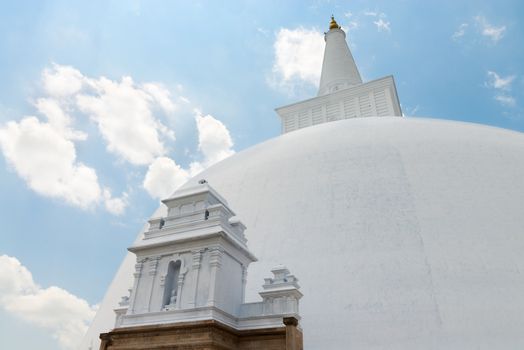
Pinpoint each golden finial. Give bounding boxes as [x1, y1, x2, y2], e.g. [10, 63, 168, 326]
[329, 15, 340, 30]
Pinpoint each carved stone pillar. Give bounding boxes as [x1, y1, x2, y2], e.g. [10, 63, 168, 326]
[175, 271, 185, 309]
[241, 265, 248, 303]
[128, 258, 145, 313]
[147, 256, 161, 311]
[189, 249, 203, 307]
[207, 247, 223, 306]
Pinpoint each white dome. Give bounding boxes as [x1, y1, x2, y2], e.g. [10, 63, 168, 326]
[82, 117, 524, 349]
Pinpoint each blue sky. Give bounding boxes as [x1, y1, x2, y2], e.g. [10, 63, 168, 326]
[0, 0, 523, 348]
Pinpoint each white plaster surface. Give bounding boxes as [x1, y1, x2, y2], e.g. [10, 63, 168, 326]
[318, 28, 362, 96]
[276, 76, 402, 133]
[80, 117, 524, 349]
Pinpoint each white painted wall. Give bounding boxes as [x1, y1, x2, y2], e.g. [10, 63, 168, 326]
[276, 76, 401, 134]
[318, 28, 362, 96]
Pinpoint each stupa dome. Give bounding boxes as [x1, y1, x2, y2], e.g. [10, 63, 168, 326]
[82, 116, 524, 349]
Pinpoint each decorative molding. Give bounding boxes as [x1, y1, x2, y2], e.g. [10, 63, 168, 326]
[206, 247, 223, 307]
[241, 264, 248, 303]
[148, 256, 161, 276]
[209, 247, 223, 269]
[276, 75, 402, 134]
[192, 249, 203, 269]
[133, 259, 145, 278]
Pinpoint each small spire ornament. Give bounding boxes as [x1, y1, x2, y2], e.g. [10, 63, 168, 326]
[329, 15, 340, 30]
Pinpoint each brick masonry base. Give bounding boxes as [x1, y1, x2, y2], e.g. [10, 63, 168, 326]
[99, 317, 303, 350]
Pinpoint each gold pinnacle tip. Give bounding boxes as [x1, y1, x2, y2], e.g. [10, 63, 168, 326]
[329, 15, 340, 30]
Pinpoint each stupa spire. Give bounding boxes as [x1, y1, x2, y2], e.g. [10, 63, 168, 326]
[318, 15, 362, 96]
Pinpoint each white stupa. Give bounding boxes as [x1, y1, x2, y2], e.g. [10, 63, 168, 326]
[80, 16, 524, 349]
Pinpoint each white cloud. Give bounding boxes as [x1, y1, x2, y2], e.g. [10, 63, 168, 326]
[103, 189, 128, 215]
[475, 16, 506, 43]
[494, 94, 516, 107]
[42, 64, 84, 97]
[0, 116, 102, 209]
[270, 27, 324, 92]
[402, 104, 420, 117]
[194, 112, 234, 167]
[0, 254, 97, 349]
[141, 82, 177, 114]
[3, 63, 236, 208]
[0, 64, 145, 214]
[257, 27, 270, 36]
[363, 11, 387, 18]
[143, 112, 235, 199]
[373, 18, 391, 32]
[40, 64, 179, 166]
[452, 23, 468, 40]
[352, 10, 390, 33]
[486, 71, 517, 108]
[486, 71, 516, 91]
[143, 156, 190, 199]
[76, 76, 169, 166]
[35, 98, 87, 141]
[483, 26, 505, 42]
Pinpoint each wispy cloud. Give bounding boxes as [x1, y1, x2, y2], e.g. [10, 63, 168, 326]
[402, 105, 420, 117]
[485, 70, 517, 108]
[341, 21, 359, 33]
[474, 16, 506, 43]
[486, 71, 515, 91]
[494, 94, 516, 107]
[452, 23, 468, 40]
[373, 18, 391, 33]
[363, 10, 387, 18]
[452, 16, 507, 44]
[359, 10, 390, 33]
[256, 27, 269, 36]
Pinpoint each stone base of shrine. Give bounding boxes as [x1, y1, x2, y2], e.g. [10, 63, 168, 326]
[99, 317, 302, 350]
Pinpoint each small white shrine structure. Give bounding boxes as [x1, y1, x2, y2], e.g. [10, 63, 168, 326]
[105, 181, 302, 349]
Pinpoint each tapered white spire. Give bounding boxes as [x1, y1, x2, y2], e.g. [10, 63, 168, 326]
[276, 15, 401, 133]
[318, 16, 362, 96]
